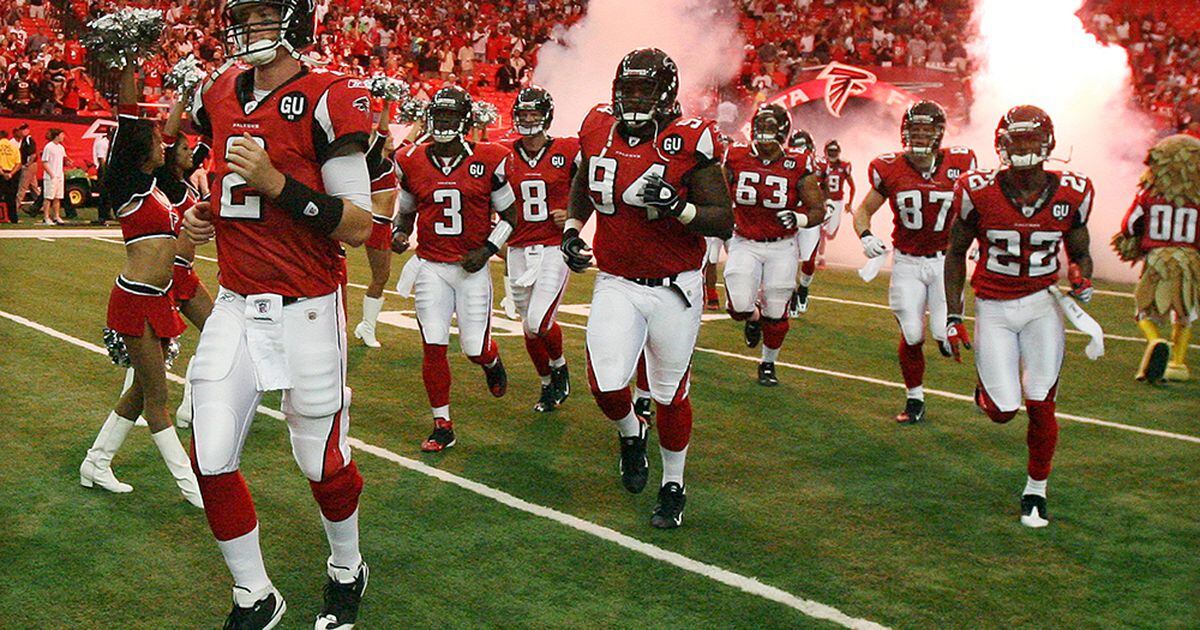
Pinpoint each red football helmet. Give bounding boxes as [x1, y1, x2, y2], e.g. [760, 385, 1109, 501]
[995, 105, 1056, 168]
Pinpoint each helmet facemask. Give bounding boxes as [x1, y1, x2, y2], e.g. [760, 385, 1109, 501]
[223, 1, 287, 66]
[752, 114, 785, 147]
[428, 108, 467, 143]
[998, 123, 1053, 168]
[902, 119, 943, 157]
[513, 108, 549, 137]
[613, 75, 663, 129]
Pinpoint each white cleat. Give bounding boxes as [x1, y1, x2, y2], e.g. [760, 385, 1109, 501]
[353, 321, 381, 348]
[1019, 494, 1049, 528]
[79, 459, 133, 493]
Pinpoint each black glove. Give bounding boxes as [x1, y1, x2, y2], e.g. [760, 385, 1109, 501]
[561, 227, 592, 273]
[639, 173, 685, 220]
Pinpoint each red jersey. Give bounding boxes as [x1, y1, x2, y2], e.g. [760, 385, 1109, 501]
[954, 169, 1094, 300]
[577, 104, 719, 279]
[110, 114, 180, 245]
[1121, 188, 1199, 251]
[501, 136, 580, 248]
[817, 157, 853, 201]
[394, 141, 516, 263]
[869, 147, 978, 256]
[195, 66, 372, 297]
[723, 143, 813, 241]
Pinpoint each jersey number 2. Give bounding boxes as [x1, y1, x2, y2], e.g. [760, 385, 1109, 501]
[219, 136, 266, 220]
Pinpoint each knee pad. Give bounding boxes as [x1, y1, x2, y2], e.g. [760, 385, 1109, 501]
[726, 305, 754, 321]
[592, 387, 633, 421]
[975, 383, 1017, 423]
[191, 402, 244, 476]
[194, 469, 257, 541]
[285, 343, 343, 417]
[892, 311, 925, 346]
[309, 461, 363, 522]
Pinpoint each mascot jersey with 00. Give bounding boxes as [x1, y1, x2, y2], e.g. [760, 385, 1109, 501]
[724, 143, 813, 241]
[817, 158, 852, 201]
[578, 104, 718, 279]
[194, 67, 372, 297]
[501, 136, 580, 248]
[1122, 188, 1200, 251]
[955, 169, 1093, 301]
[869, 147, 977, 255]
[394, 141, 515, 262]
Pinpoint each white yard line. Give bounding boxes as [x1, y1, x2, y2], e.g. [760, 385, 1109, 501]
[2, 228, 121, 238]
[0, 308, 886, 630]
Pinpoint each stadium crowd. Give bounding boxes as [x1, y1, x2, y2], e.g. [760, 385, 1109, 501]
[0, 0, 1196, 129]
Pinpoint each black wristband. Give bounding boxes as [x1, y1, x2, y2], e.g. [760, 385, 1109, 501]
[276, 175, 344, 236]
[563, 227, 580, 243]
[859, 229, 873, 239]
[485, 242, 500, 255]
[947, 314, 964, 325]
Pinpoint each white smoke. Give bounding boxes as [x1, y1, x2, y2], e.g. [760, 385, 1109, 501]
[531, 0, 745, 137]
[965, 0, 1156, 282]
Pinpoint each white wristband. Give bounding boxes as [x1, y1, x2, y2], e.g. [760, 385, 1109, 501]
[487, 220, 514, 251]
[564, 218, 584, 232]
[678, 203, 698, 225]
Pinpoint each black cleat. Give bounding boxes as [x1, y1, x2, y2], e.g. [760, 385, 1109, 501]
[743, 319, 762, 348]
[618, 425, 649, 494]
[650, 482, 687, 529]
[551, 364, 571, 405]
[421, 418, 456, 452]
[224, 587, 286, 630]
[533, 383, 558, 413]
[757, 361, 778, 386]
[633, 396, 654, 425]
[315, 562, 368, 630]
[895, 398, 925, 424]
[793, 285, 810, 314]
[483, 356, 507, 397]
[1020, 494, 1049, 528]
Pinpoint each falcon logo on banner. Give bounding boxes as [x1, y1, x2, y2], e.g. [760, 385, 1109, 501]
[816, 62, 877, 118]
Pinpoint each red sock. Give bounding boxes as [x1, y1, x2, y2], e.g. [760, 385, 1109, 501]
[762, 316, 789, 349]
[705, 286, 718, 302]
[194, 469, 258, 541]
[1025, 400, 1059, 480]
[898, 339, 925, 389]
[524, 333, 551, 377]
[656, 398, 693, 451]
[544, 322, 563, 362]
[636, 353, 650, 393]
[422, 343, 451, 408]
[309, 461, 363, 522]
[469, 339, 499, 365]
[800, 258, 816, 276]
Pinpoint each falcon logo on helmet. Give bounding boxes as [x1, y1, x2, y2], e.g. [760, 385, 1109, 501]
[427, 86, 473, 144]
[901, 100, 946, 157]
[612, 48, 679, 130]
[221, 0, 317, 66]
[751, 103, 792, 147]
[995, 105, 1056, 168]
[512, 86, 554, 137]
[788, 129, 814, 153]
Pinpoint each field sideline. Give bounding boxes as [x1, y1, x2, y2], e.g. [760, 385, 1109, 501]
[0, 230, 1196, 628]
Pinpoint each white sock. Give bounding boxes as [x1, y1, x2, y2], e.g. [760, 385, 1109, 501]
[906, 386, 924, 400]
[549, 356, 566, 368]
[1024, 476, 1047, 497]
[661, 445, 688, 486]
[361, 295, 384, 326]
[432, 405, 450, 421]
[762, 346, 780, 363]
[322, 507, 362, 580]
[634, 388, 651, 401]
[799, 273, 814, 287]
[615, 411, 642, 438]
[219, 525, 272, 598]
[540, 375, 552, 386]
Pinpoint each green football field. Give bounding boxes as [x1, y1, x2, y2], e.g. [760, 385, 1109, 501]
[0, 226, 1196, 628]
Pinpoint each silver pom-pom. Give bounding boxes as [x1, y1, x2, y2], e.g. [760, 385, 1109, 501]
[472, 101, 499, 128]
[83, 8, 165, 70]
[164, 55, 206, 94]
[367, 75, 410, 102]
[164, 337, 181, 370]
[103, 328, 131, 367]
[398, 98, 428, 123]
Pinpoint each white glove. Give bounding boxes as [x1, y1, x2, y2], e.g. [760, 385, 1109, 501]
[775, 210, 806, 230]
[860, 232, 888, 258]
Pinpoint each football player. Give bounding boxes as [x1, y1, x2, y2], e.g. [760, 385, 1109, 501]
[722, 103, 827, 385]
[944, 105, 1095, 528]
[703, 236, 725, 310]
[501, 86, 577, 412]
[562, 48, 734, 529]
[794, 139, 855, 311]
[81, 62, 203, 508]
[353, 97, 401, 348]
[852, 100, 977, 424]
[785, 128, 824, 316]
[180, 0, 374, 626]
[392, 85, 517, 452]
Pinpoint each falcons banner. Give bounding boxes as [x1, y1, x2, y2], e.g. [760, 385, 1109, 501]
[764, 62, 966, 118]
